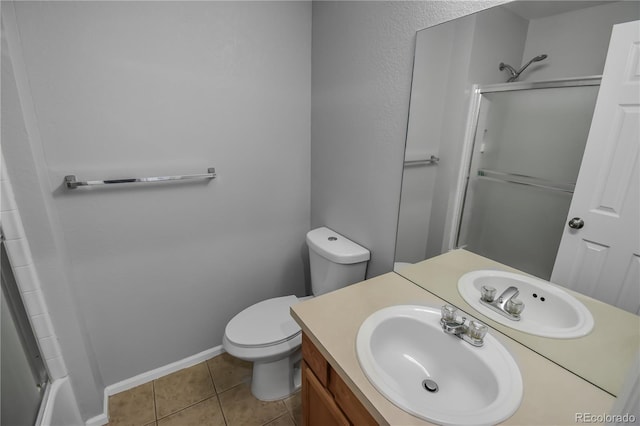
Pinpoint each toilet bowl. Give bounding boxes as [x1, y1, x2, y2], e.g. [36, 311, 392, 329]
[223, 295, 303, 401]
[223, 227, 369, 401]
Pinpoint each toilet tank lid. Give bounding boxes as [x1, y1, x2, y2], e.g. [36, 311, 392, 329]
[306, 227, 370, 264]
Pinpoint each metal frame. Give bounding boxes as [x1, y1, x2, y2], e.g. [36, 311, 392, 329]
[478, 75, 602, 93]
[476, 169, 575, 194]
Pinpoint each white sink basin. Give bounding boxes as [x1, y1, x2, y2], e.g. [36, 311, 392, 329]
[356, 305, 522, 425]
[458, 270, 594, 339]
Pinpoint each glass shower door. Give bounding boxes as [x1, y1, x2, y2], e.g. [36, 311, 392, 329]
[1, 239, 49, 426]
[457, 83, 600, 280]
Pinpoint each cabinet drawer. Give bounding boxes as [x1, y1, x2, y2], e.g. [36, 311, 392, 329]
[302, 333, 329, 386]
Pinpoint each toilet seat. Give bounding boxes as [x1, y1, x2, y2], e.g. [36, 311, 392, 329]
[225, 295, 301, 348]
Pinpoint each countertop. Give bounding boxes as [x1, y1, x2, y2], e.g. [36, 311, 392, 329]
[291, 268, 614, 425]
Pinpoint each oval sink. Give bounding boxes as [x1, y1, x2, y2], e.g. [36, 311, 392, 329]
[356, 305, 522, 425]
[458, 270, 594, 339]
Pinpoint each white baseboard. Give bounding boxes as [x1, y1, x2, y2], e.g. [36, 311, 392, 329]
[85, 413, 108, 426]
[85, 344, 225, 426]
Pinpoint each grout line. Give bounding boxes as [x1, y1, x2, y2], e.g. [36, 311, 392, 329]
[156, 395, 221, 423]
[205, 357, 219, 395]
[217, 380, 245, 398]
[216, 392, 229, 426]
[152, 381, 158, 422]
[155, 392, 217, 421]
[263, 401, 288, 426]
[153, 362, 217, 421]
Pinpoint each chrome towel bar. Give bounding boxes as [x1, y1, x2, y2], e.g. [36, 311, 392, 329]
[404, 155, 440, 166]
[64, 168, 216, 189]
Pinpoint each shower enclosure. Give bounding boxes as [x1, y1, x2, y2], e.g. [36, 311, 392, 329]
[1, 234, 49, 425]
[456, 78, 600, 280]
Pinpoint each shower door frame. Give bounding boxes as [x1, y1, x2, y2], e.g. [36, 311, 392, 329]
[447, 75, 602, 258]
[1, 233, 50, 424]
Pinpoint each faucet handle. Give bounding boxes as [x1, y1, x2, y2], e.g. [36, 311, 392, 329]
[441, 305, 458, 322]
[481, 285, 497, 302]
[467, 320, 488, 341]
[505, 298, 525, 316]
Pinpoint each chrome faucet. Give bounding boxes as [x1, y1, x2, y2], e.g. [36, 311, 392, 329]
[480, 285, 525, 321]
[440, 305, 488, 347]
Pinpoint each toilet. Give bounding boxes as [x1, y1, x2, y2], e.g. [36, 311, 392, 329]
[222, 226, 370, 401]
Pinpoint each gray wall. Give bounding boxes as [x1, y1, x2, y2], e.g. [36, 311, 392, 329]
[4, 0, 311, 400]
[310, 1, 500, 277]
[1, 22, 105, 417]
[520, 1, 640, 81]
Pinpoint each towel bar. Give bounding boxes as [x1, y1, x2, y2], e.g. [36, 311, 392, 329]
[404, 155, 440, 166]
[64, 168, 216, 189]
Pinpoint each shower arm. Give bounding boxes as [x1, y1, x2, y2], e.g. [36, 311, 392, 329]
[500, 54, 548, 82]
[515, 57, 543, 76]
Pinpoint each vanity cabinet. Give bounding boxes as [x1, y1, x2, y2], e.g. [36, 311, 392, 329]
[301, 333, 377, 426]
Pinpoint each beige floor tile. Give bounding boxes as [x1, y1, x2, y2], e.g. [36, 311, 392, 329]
[218, 383, 287, 426]
[156, 397, 225, 426]
[207, 352, 252, 393]
[108, 382, 156, 426]
[264, 413, 295, 426]
[284, 392, 302, 425]
[154, 362, 216, 419]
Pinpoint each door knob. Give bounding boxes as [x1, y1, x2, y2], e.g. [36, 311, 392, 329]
[568, 217, 584, 229]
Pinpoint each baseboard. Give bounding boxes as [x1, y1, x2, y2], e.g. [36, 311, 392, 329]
[85, 413, 108, 426]
[85, 344, 225, 426]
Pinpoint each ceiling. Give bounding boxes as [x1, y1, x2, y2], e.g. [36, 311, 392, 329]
[503, 0, 613, 20]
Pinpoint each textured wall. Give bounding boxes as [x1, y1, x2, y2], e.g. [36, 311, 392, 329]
[310, 1, 500, 277]
[5, 1, 311, 390]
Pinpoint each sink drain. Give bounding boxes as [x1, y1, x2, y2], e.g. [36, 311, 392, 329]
[422, 379, 439, 393]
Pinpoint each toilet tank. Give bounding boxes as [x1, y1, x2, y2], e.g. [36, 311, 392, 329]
[306, 227, 370, 296]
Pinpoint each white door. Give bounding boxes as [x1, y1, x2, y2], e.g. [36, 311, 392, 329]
[551, 20, 640, 314]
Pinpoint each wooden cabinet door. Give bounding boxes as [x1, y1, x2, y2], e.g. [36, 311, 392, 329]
[302, 361, 350, 426]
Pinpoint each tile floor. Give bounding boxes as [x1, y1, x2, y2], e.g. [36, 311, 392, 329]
[107, 353, 301, 426]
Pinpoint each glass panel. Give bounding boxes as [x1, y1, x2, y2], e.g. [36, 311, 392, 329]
[457, 85, 599, 280]
[458, 178, 572, 279]
[479, 86, 599, 184]
[1, 243, 48, 426]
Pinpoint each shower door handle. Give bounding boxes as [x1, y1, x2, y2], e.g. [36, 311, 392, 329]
[568, 217, 585, 229]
